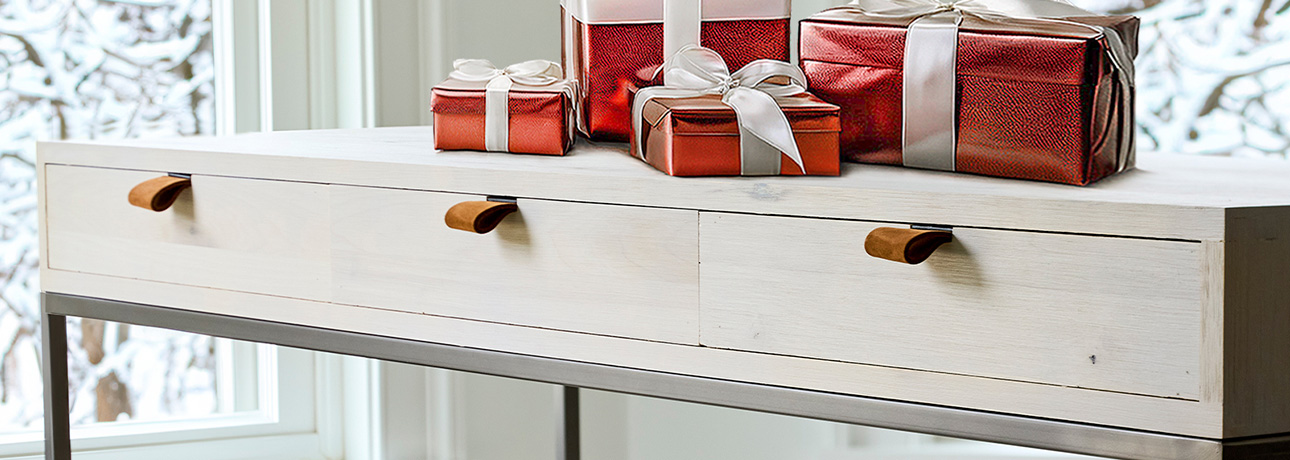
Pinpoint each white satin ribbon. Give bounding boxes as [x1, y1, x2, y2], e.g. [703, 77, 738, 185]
[903, 12, 961, 171]
[632, 46, 808, 176]
[561, 0, 708, 132]
[843, 0, 1136, 172]
[663, 0, 702, 65]
[450, 59, 565, 152]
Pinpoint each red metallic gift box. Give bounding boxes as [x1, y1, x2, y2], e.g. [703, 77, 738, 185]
[631, 93, 841, 177]
[799, 8, 1139, 185]
[431, 79, 574, 156]
[562, 0, 791, 142]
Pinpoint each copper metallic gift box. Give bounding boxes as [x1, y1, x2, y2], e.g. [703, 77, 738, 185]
[799, 7, 1139, 185]
[630, 93, 842, 177]
[431, 78, 574, 156]
[561, 0, 792, 142]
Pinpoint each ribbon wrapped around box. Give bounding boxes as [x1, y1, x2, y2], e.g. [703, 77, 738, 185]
[630, 46, 841, 177]
[561, 0, 792, 142]
[800, 0, 1139, 185]
[431, 59, 575, 156]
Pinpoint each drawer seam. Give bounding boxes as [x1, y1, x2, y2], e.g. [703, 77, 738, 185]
[49, 268, 1204, 404]
[44, 162, 1207, 243]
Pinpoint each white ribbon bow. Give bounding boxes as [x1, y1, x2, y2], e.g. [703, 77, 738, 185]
[449, 59, 565, 152]
[632, 46, 809, 176]
[851, 0, 1095, 23]
[840, 0, 1136, 173]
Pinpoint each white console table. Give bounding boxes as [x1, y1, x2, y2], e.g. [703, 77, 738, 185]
[37, 127, 1290, 459]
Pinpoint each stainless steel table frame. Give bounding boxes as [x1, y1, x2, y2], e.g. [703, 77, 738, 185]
[40, 293, 1290, 460]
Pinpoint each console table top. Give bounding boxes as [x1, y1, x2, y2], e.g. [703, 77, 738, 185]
[41, 126, 1290, 241]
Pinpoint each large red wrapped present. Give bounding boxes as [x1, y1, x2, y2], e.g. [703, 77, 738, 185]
[562, 0, 791, 142]
[630, 46, 841, 177]
[432, 60, 574, 156]
[800, 0, 1139, 185]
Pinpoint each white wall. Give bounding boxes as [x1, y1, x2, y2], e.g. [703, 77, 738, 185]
[434, 0, 564, 67]
[421, 0, 844, 79]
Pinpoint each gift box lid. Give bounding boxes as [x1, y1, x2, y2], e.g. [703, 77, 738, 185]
[801, 9, 1139, 86]
[642, 93, 841, 135]
[562, 0, 790, 24]
[432, 78, 574, 94]
[430, 78, 574, 114]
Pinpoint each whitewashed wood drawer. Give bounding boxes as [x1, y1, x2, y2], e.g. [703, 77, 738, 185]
[699, 212, 1204, 400]
[43, 164, 331, 301]
[330, 185, 699, 344]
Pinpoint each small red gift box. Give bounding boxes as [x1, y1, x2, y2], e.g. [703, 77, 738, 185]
[799, 2, 1139, 185]
[631, 93, 841, 176]
[561, 0, 791, 142]
[431, 60, 574, 156]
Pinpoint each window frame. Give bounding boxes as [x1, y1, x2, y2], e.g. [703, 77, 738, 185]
[0, 347, 336, 460]
[0, 1, 375, 458]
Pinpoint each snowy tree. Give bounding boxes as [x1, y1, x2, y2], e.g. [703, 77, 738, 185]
[0, 0, 218, 431]
[1074, 0, 1290, 157]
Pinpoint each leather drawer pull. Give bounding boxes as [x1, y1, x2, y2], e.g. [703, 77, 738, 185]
[128, 175, 192, 212]
[445, 201, 519, 234]
[865, 227, 953, 265]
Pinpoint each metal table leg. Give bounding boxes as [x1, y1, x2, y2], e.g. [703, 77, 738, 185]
[557, 386, 580, 460]
[42, 308, 71, 460]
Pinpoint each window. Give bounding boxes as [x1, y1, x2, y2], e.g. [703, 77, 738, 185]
[1, 0, 222, 431]
[0, 1, 344, 458]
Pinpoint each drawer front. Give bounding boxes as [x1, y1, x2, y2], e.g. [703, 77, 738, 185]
[44, 165, 331, 300]
[699, 212, 1202, 399]
[331, 186, 699, 344]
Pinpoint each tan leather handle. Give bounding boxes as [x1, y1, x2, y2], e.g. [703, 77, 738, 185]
[445, 201, 519, 234]
[864, 227, 953, 265]
[128, 175, 192, 212]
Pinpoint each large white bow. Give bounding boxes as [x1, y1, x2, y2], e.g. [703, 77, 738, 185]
[850, 0, 1091, 23]
[449, 59, 565, 152]
[845, 0, 1132, 78]
[632, 46, 809, 176]
[451, 59, 565, 86]
[838, 0, 1136, 173]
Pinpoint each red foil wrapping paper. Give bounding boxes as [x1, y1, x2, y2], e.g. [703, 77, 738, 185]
[431, 84, 573, 156]
[564, 10, 791, 142]
[799, 11, 1139, 185]
[631, 93, 841, 177]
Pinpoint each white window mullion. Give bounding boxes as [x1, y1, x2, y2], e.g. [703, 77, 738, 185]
[314, 354, 346, 459]
[262, 0, 310, 131]
[426, 368, 465, 460]
[212, 0, 261, 135]
[334, 0, 377, 129]
[420, 0, 450, 126]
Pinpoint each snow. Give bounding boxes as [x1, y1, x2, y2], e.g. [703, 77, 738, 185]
[0, 0, 220, 433]
[1070, 0, 1290, 157]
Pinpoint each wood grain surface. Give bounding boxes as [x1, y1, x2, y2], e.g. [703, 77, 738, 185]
[44, 165, 331, 301]
[38, 126, 1290, 241]
[699, 212, 1203, 400]
[331, 186, 700, 344]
